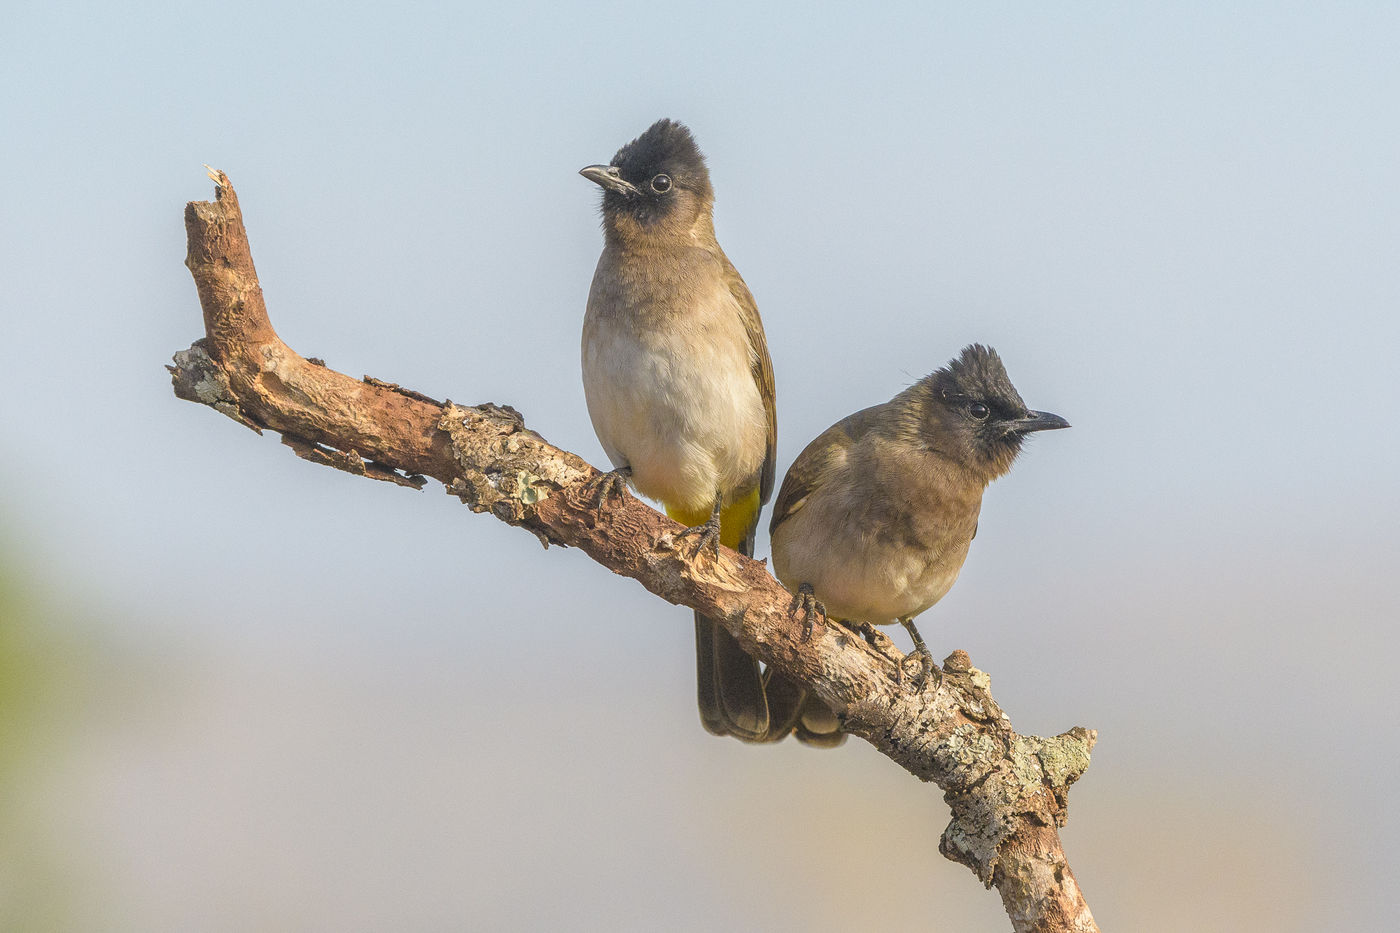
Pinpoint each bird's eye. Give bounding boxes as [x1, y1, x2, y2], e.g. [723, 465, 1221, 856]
[650, 174, 672, 193]
[968, 402, 990, 421]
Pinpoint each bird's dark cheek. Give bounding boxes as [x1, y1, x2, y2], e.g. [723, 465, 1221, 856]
[603, 190, 632, 210]
[630, 199, 670, 228]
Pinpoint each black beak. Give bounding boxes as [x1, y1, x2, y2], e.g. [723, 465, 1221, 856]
[579, 164, 640, 196]
[1006, 410, 1071, 434]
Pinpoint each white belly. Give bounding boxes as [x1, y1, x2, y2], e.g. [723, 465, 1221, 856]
[582, 294, 766, 512]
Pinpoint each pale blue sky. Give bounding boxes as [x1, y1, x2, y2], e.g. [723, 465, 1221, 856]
[2, 2, 1397, 930]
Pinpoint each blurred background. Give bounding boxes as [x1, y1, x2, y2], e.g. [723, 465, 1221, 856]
[2, 2, 1396, 930]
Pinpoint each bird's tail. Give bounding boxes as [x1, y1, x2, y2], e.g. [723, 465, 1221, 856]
[670, 490, 769, 741]
[763, 671, 846, 748]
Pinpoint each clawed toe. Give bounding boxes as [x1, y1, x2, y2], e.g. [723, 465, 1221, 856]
[675, 516, 722, 559]
[904, 647, 941, 691]
[894, 617, 941, 691]
[789, 583, 827, 640]
[586, 466, 632, 510]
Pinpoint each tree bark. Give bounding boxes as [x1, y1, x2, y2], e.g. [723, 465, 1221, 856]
[169, 169, 1099, 933]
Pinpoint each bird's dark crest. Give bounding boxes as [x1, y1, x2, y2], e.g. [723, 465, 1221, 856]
[935, 344, 1027, 413]
[611, 118, 712, 196]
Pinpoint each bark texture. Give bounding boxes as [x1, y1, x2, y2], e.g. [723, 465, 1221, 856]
[169, 170, 1099, 933]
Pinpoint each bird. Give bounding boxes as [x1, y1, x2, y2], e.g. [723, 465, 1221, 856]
[579, 118, 777, 741]
[766, 344, 1069, 745]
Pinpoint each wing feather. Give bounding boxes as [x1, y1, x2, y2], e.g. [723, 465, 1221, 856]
[769, 405, 886, 535]
[719, 254, 778, 505]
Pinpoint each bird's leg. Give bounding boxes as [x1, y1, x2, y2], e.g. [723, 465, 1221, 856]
[897, 617, 940, 691]
[673, 494, 723, 560]
[585, 464, 632, 510]
[835, 621, 908, 679]
[857, 621, 889, 650]
[789, 583, 827, 641]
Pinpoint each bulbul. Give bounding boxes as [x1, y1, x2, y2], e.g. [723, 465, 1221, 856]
[766, 344, 1068, 745]
[580, 119, 777, 741]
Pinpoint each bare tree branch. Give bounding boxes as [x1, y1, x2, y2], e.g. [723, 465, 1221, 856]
[169, 170, 1099, 933]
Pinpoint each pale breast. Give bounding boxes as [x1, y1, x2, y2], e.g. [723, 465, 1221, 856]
[771, 444, 980, 625]
[775, 507, 967, 624]
[581, 253, 767, 512]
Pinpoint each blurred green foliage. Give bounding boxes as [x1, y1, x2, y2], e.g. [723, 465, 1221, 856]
[0, 547, 79, 931]
[1, 560, 52, 764]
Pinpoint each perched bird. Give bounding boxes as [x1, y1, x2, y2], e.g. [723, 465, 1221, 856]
[580, 119, 777, 741]
[767, 344, 1069, 745]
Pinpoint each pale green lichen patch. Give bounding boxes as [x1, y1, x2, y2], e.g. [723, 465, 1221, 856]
[1035, 728, 1095, 790]
[170, 345, 231, 405]
[507, 471, 551, 505]
[934, 723, 1002, 784]
[941, 726, 1096, 885]
[941, 801, 1011, 885]
[441, 405, 559, 519]
[1009, 735, 1046, 791]
[168, 344, 260, 433]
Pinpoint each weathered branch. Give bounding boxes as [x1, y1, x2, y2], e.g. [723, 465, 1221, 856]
[169, 169, 1098, 933]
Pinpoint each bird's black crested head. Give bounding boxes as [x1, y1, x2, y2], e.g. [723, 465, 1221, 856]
[612, 119, 710, 194]
[935, 344, 1026, 414]
[914, 344, 1069, 481]
[581, 118, 715, 238]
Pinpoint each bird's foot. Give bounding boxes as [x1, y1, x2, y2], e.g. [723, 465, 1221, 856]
[845, 622, 906, 677]
[857, 621, 894, 651]
[894, 617, 941, 691]
[674, 500, 723, 560]
[789, 583, 827, 641]
[585, 465, 632, 511]
[674, 516, 721, 559]
[900, 646, 942, 691]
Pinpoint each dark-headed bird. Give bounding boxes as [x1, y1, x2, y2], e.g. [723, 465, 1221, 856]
[580, 119, 777, 741]
[767, 345, 1069, 745]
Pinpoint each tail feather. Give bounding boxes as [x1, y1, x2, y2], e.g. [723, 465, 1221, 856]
[761, 669, 806, 737]
[793, 692, 846, 747]
[671, 487, 845, 749]
[678, 490, 770, 741]
[763, 670, 847, 748]
[696, 613, 768, 739]
[693, 620, 729, 737]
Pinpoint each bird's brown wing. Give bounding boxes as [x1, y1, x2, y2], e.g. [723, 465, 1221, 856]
[698, 254, 778, 743]
[720, 254, 778, 506]
[769, 405, 883, 535]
